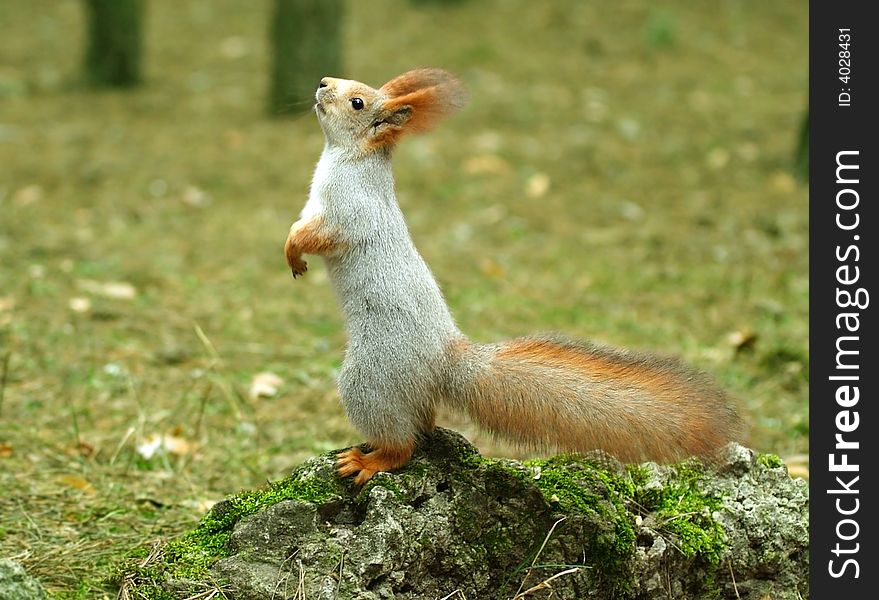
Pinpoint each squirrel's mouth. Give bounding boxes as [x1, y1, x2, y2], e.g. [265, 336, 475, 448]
[315, 86, 331, 115]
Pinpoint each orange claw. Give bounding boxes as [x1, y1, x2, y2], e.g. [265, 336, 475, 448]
[336, 442, 415, 485]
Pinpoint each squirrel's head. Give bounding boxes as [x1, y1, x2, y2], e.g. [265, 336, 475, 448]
[314, 68, 467, 156]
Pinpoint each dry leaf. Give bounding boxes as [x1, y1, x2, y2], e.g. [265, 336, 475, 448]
[57, 474, 97, 495]
[219, 36, 248, 59]
[224, 129, 245, 149]
[136, 435, 162, 460]
[472, 130, 502, 152]
[464, 154, 511, 176]
[478, 258, 506, 279]
[0, 442, 13, 458]
[616, 117, 640, 140]
[71, 441, 96, 459]
[525, 173, 550, 198]
[77, 279, 137, 300]
[136, 433, 194, 459]
[68, 297, 92, 313]
[100, 282, 137, 299]
[181, 185, 211, 207]
[183, 498, 218, 513]
[706, 147, 730, 170]
[727, 329, 758, 353]
[687, 90, 713, 111]
[249, 371, 284, 400]
[103, 362, 124, 377]
[148, 179, 168, 198]
[619, 201, 644, 221]
[737, 142, 760, 162]
[162, 435, 192, 456]
[13, 184, 43, 205]
[583, 97, 608, 122]
[770, 171, 797, 193]
[476, 203, 507, 225]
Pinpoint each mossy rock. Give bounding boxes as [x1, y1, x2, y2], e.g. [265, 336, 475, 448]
[0, 559, 48, 600]
[116, 429, 808, 599]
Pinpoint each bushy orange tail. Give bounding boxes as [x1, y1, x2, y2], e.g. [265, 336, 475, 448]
[447, 335, 742, 463]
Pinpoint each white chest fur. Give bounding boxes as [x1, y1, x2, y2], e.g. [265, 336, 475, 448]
[299, 149, 335, 220]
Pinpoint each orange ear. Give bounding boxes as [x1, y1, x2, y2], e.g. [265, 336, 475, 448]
[380, 68, 467, 102]
[374, 68, 468, 148]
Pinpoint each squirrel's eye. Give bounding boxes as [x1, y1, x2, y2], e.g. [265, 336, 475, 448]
[350, 97, 365, 110]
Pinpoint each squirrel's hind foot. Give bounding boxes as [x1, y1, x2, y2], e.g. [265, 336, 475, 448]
[336, 441, 415, 485]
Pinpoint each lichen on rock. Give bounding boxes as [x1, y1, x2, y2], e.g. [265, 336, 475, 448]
[0, 559, 48, 600]
[117, 428, 808, 600]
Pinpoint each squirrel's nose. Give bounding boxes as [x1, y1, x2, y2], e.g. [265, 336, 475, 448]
[318, 78, 329, 89]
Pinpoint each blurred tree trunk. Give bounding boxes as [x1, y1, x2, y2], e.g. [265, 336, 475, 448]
[268, 0, 343, 116]
[83, 0, 144, 87]
[794, 110, 808, 181]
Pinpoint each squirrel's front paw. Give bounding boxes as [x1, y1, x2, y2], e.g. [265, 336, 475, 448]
[284, 235, 308, 278]
[288, 256, 308, 278]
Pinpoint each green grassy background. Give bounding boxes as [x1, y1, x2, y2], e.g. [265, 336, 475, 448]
[1, 0, 807, 596]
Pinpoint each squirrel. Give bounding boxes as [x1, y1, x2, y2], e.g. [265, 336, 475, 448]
[284, 68, 743, 485]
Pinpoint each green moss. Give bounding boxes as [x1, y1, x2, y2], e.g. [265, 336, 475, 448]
[757, 453, 784, 469]
[162, 531, 233, 579]
[529, 455, 637, 504]
[117, 469, 343, 596]
[482, 523, 514, 557]
[635, 460, 727, 566]
[483, 459, 531, 486]
[363, 476, 406, 502]
[401, 462, 431, 480]
[457, 444, 495, 470]
[626, 464, 651, 486]
[525, 455, 637, 596]
[196, 471, 340, 536]
[513, 455, 730, 595]
[115, 452, 729, 598]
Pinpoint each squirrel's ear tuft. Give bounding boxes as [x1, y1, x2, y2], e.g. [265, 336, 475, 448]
[374, 68, 468, 147]
[380, 68, 468, 110]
